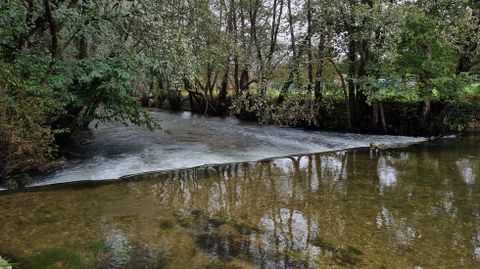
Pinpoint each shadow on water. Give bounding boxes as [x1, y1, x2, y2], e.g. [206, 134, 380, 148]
[0, 137, 479, 268]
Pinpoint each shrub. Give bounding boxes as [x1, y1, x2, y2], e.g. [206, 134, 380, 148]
[447, 102, 480, 132]
[0, 78, 57, 176]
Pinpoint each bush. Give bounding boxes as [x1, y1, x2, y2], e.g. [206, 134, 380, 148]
[0, 78, 57, 176]
[447, 102, 480, 132]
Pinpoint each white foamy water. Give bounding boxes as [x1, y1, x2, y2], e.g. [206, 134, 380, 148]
[33, 109, 426, 186]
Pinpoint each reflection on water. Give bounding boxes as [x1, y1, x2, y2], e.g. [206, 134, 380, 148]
[457, 159, 476, 185]
[377, 156, 398, 192]
[0, 137, 479, 268]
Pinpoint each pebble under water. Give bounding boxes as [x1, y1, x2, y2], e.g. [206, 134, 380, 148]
[0, 137, 479, 268]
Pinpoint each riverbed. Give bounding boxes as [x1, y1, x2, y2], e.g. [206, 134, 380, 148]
[0, 111, 478, 268]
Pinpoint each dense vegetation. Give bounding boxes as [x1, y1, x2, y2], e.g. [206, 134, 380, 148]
[0, 0, 479, 177]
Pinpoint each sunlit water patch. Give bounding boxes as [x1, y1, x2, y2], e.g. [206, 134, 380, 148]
[34, 109, 425, 186]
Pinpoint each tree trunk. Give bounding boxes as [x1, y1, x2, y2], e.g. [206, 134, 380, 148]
[219, 64, 229, 105]
[183, 79, 197, 112]
[43, 0, 59, 58]
[323, 58, 351, 129]
[347, 39, 357, 129]
[306, 0, 313, 91]
[373, 102, 379, 127]
[239, 67, 249, 92]
[379, 102, 387, 133]
[314, 34, 326, 102]
[234, 57, 240, 95]
[422, 100, 432, 132]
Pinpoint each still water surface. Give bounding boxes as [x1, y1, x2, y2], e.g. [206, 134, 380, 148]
[0, 137, 479, 268]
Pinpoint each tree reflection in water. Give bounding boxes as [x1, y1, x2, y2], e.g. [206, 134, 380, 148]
[0, 138, 479, 268]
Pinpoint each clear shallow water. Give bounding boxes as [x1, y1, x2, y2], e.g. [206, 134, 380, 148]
[34, 109, 425, 186]
[0, 137, 479, 268]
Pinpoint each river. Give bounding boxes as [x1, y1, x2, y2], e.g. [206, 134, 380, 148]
[0, 111, 479, 268]
[33, 109, 425, 186]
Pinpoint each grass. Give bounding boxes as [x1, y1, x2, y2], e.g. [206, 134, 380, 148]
[171, 81, 480, 105]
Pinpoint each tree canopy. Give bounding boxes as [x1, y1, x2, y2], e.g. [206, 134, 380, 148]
[1, 0, 479, 175]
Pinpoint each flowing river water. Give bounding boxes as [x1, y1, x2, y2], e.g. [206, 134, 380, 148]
[0, 110, 479, 268]
[33, 109, 425, 186]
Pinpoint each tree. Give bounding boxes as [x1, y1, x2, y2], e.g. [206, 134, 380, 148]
[0, 0, 194, 175]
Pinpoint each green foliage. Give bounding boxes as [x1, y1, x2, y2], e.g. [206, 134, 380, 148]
[0, 0, 197, 173]
[384, 10, 467, 102]
[0, 67, 58, 176]
[1, 0, 479, 177]
[448, 102, 480, 132]
[60, 55, 157, 130]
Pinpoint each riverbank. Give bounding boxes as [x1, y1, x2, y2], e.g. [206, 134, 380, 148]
[148, 90, 480, 136]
